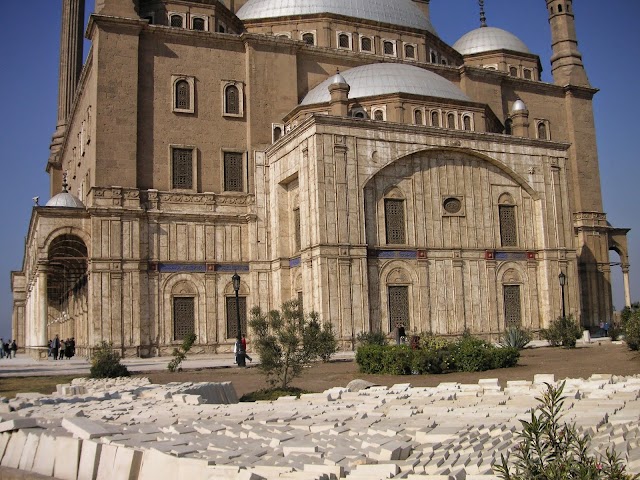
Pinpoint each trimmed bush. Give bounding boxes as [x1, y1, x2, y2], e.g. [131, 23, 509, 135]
[355, 345, 386, 374]
[90, 341, 130, 379]
[623, 309, 640, 351]
[381, 345, 412, 375]
[541, 315, 582, 348]
[356, 331, 388, 347]
[411, 347, 454, 374]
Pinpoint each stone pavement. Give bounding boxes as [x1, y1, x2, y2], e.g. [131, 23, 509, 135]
[1, 372, 639, 479]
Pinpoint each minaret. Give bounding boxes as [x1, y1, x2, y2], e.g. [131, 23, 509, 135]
[546, 0, 590, 86]
[95, 0, 138, 17]
[412, 0, 431, 20]
[328, 70, 350, 117]
[48, 0, 85, 189]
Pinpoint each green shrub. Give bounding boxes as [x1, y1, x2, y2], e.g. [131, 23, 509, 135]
[411, 347, 454, 374]
[498, 326, 531, 350]
[355, 345, 386, 374]
[419, 332, 452, 351]
[623, 309, 640, 351]
[304, 313, 339, 362]
[90, 341, 130, 379]
[494, 382, 639, 479]
[381, 345, 412, 375]
[452, 335, 493, 372]
[356, 331, 388, 347]
[167, 332, 197, 372]
[490, 347, 520, 370]
[541, 315, 582, 348]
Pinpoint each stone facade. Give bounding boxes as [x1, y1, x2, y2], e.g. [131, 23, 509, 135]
[11, 0, 630, 358]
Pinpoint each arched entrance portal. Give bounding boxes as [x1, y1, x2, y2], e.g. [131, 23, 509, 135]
[47, 234, 88, 348]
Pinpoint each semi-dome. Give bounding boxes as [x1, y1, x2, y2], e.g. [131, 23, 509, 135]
[45, 182, 85, 208]
[236, 0, 437, 35]
[453, 26, 530, 56]
[301, 63, 470, 106]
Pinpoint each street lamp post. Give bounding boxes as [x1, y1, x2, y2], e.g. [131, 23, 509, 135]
[232, 272, 245, 367]
[558, 271, 566, 319]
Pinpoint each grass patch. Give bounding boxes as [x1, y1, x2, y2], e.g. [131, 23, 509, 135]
[0, 375, 80, 399]
[239, 387, 311, 402]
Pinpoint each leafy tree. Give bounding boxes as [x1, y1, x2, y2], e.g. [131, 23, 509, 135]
[167, 333, 197, 372]
[249, 301, 336, 389]
[494, 382, 638, 479]
[90, 341, 130, 378]
[541, 315, 582, 348]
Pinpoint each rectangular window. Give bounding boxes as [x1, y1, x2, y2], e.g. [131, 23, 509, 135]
[293, 208, 301, 252]
[385, 199, 406, 244]
[226, 296, 247, 339]
[499, 205, 517, 247]
[388, 286, 409, 332]
[172, 148, 193, 189]
[173, 297, 195, 340]
[224, 152, 244, 192]
[503, 285, 522, 328]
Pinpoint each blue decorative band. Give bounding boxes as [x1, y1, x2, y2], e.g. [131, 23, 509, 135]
[290, 257, 301, 268]
[495, 252, 528, 261]
[157, 263, 207, 273]
[370, 250, 418, 259]
[214, 264, 250, 272]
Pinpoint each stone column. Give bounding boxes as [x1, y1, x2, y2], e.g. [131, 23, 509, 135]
[622, 264, 632, 308]
[38, 267, 49, 347]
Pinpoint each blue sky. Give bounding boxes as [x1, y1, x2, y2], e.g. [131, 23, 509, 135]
[1, 0, 639, 338]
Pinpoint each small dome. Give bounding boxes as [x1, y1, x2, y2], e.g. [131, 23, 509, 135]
[511, 99, 527, 113]
[236, 0, 437, 35]
[45, 181, 85, 208]
[301, 63, 470, 106]
[330, 71, 348, 85]
[453, 26, 530, 56]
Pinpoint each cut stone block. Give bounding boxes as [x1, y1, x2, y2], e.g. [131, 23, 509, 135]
[112, 446, 143, 480]
[77, 439, 102, 480]
[138, 449, 179, 480]
[18, 432, 40, 471]
[533, 374, 555, 385]
[54, 436, 82, 480]
[32, 433, 56, 477]
[95, 443, 118, 480]
[0, 432, 10, 463]
[1, 430, 27, 468]
[0, 417, 40, 433]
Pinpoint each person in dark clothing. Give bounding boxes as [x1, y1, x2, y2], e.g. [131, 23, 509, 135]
[241, 334, 252, 363]
[52, 335, 60, 360]
[0, 338, 4, 359]
[10, 340, 17, 358]
[3, 341, 10, 359]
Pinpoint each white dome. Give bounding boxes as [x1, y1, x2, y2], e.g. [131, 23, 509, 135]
[511, 99, 527, 113]
[453, 27, 530, 56]
[45, 188, 85, 208]
[301, 63, 470, 106]
[236, 0, 437, 35]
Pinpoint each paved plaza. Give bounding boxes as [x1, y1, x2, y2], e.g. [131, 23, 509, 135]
[1, 365, 639, 479]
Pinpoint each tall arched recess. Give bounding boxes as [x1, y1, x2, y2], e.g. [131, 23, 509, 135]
[47, 234, 89, 348]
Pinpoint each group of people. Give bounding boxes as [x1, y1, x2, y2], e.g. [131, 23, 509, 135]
[0, 338, 18, 358]
[48, 335, 76, 360]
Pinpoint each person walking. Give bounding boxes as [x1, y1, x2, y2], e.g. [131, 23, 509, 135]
[241, 334, 252, 363]
[52, 335, 60, 361]
[3, 341, 10, 359]
[0, 338, 4, 359]
[10, 340, 17, 358]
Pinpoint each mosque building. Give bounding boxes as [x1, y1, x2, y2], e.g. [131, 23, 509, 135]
[11, 0, 631, 358]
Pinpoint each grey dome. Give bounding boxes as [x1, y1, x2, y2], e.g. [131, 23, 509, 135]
[236, 0, 437, 35]
[301, 63, 470, 106]
[453, 27, 530, 56]
[330, 71, 348, 85]
[46, 190, 85, 208]
[511, 99, 527, 113]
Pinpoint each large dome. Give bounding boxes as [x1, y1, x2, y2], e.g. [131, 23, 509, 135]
[301, 63, 470, 106]
[236, 0, 437, 35]
[453, 27, 530, 56]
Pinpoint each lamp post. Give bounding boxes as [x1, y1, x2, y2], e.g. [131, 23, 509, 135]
[558, 271, 566, 319]
[232, 272, 245, 367]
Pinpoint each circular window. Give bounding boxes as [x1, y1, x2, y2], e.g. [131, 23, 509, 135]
[443, 197, 462, 214]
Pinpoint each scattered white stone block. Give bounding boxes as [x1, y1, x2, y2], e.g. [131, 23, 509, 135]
[0, 417, 40, 433]
[533, 374, 555, 385]
[18, 432, 40, 471]
[32, 433, 56, 476]
[62, 417, 112, 439]
[53, 436, 82, 480]
[1, 430, 27, 468]
[77, 439, 102, 480]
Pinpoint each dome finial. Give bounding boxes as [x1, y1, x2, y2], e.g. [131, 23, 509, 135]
[479, 0, 487, 27]
[62, 171, 69, 193]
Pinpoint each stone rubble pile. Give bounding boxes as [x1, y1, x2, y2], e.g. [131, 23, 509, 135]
[0, 374, 639, 479]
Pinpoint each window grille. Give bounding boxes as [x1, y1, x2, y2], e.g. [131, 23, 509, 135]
[523, 69, 532, 80]
[172, 148, 193, 189]
[388, 286, 409, 332]
[385, 199, 406, 244]
[431, 111, 440, 127]
[499, 205, 517, 247]
[192, 17, 205, 31]
[302, 33, 315, 45]
[361, 37, 372, 52]
[225, 85, 240, 115]
[509, 66, 518, 77]
[405, 44, 415, 58]
[537, 122, 548, 140]
[463, 115, 472, 131]
[226, 296, 247, 339]
[224, 152, 243, 192]
[173, 297, 195, 340]
[294, 208, 301, 252]
[414, 110, 423, 125]
[374, 110, 384, 121]
[503, 285, 522, 327]
[338, 34, 350, 49]
[383, 41, 395, 55]
[447, 113, 456, 129]
[175, 80, 190, 110]
[170, 15, 183, 28]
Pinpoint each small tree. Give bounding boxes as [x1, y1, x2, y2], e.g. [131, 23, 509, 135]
[90, 341, 130, 378]
[249, 301, 334, 389]
[541, 315, 582, 348]
[304, 312, 339, 362]
[494, 382, 638, 479]
[167, 333, 197, 372]
[622, 305, 640, 351]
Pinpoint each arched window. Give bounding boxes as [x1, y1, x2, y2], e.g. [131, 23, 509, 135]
[361, 37, 372, 52]
[173, 297, 195, 340]
[192, 17, 205, 31]
[430, 51, 437, 63]
[385, 198, 406, 244]
[431, 111, 440, 127]
[374, 109, 384, 121]
[447, 113, 456, 129]
[383, 41, 395, 56]
[537, 122, 548, 140]
[499, 194, 517, 247]
[170, 14, 183, 28]
[273, 126, 282, 142]
[175, 80, 190, 110]
[302, 33, 315, 45]
[404, 44, 415, 59]
[509, 66, 518, 77]
[505, 118, 513, 135]
[463, 115, 472, 131]
[558, 4, 563, 12]
[225, 85, 240, 115]
[523, 69, 532, 80]
[414, 109, 423, 125]
[354, 111, 365, 119]
[338, 33, 350, 49]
